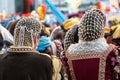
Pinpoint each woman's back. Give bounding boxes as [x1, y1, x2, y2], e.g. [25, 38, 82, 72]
[0, 51, 53, 80]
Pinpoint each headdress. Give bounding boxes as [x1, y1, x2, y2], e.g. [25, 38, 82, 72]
[109, 16, 120, 26]
[62, 18, 79, 31]
[104, 27, 110, 34]
[64, 25, 78, 51]
[78, 9, 106, 41]
[14, 17, 41, 48]
[37, 36, 51, 51]
[64, 9, 106, 51]
[112, 26, 120, 39]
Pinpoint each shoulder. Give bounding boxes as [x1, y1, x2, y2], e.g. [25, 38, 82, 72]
[29, 52, 52, 63]
[67, 44, 79, 54]
[1, 52, 52, 65]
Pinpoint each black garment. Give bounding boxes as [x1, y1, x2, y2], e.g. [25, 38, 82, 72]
[0, 52, 53, 80]
[0, 34, 4, 51]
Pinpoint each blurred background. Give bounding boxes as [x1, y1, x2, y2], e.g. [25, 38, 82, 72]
[0, 0, 119, 14]
[0, 0, 120, 27]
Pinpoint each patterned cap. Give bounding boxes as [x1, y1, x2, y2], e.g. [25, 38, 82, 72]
[78, 9, 106, 41]
[64, 25, 78, 51]
[14, 17, 41, 48]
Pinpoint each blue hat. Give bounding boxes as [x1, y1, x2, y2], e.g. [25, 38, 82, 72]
[37, 36, 51, 51]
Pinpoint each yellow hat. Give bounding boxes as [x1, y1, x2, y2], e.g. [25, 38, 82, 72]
[109, 16, 120, 26]
[45, 27, 50, 36]
[110, 16, 120, 21]
[104, 27, 110, 34]
[112, 25, 120, 39]
[111, 24, 120, 31]
[62, 18, 79, 31]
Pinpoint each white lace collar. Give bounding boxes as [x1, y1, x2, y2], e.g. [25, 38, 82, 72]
[67, 38, 109, 54]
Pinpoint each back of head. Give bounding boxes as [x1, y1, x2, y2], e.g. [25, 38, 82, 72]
[78, 9, 106, 41]
[14, 17, 41, 48]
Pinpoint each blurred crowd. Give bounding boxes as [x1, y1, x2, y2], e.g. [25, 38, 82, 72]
[0, 8, 120, 80]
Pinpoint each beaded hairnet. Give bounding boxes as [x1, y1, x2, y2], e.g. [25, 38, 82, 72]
[78, 9, 106, 41]
[14, 17, 41, 48]
[64, 25, 78, 51]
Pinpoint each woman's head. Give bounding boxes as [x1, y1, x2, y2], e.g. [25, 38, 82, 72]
[14, 17, 41, 48]
[78, 9, 106, 41]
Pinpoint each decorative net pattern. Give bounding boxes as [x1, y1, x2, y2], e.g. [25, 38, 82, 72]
[78, 9, 106, 41]
[14, 17, 41, 48]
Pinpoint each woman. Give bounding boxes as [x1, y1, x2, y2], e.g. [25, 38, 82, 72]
[64, 9, 120, 80]
[0, 17, 62, 80]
